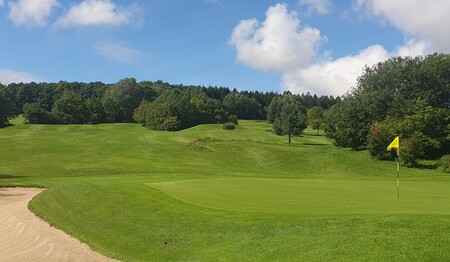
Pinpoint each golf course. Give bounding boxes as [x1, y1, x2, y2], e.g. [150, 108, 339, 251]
[1, 118, 449, 261]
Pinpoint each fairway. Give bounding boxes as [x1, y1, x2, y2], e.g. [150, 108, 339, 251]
[149, 178, 450, 214]
[1, 120, 449, 261]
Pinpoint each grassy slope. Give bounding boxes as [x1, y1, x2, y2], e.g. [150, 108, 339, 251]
[0, 120, 449, 261]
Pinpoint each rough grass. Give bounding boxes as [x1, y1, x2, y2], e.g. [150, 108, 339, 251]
[1, 120, 449, 261]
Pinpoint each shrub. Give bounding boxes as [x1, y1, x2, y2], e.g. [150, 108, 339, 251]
[223, 122, 236, 130]
[400, 133, 425, 167]
[367, 122, 394, 160]
[184, 141, 211, 152]
[438, 155, 450, 172]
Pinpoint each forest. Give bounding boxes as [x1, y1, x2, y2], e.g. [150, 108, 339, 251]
[0, 53, 449, 167]
[0, 78, 338, 129]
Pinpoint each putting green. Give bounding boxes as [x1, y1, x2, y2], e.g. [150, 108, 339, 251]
[148, 178, 450, 215]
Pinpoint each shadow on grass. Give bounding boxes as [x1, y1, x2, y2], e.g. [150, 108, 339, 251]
[0, 174, 28, 179]
[415, 163, 438, 170]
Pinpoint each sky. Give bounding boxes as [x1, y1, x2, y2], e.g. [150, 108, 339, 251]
[0, 0, 449, 96]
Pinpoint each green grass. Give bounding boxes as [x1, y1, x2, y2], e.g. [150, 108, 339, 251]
[1, 120, 449, 261]
[149, 178, 450, 214]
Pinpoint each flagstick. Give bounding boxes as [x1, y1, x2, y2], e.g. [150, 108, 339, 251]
[397, 161, 400, 199]
[397, 147, 400, 199]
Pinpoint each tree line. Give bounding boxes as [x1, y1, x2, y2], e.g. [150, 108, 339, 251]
[2, 53, 447, 167]
[323, 53, 449, 167]
[0, 78, 339, 130]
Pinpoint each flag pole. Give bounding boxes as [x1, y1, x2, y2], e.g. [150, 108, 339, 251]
[397, 147, 400, 199]
[387, 136, 400, 199]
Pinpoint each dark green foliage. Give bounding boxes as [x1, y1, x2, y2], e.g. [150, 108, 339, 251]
[223, 122, 236, 130]
[52, 91, 88, 124]
[325, 96, 371, 149]
[22, 102, 58, 124]
[133, 100, 152, 124]
[367, 122, 395, 160]
[142, 89, 234, 131]
[325, 53, 450, 165]
[273, 100, 307, 144]
[102, 78, 143, 122]
[367, 101, 449, 163]
[5, 78, 337, 129]
[307, 106, 324, 135]
[267, 96, 284, 123]
[0, 84, 17, 127]
[438, 155, 450, 172]
[223, 93, 264, 120]
[400, 133, 426, 167]
[85, 97, 105, 124]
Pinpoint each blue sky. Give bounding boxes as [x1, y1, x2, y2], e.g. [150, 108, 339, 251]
[0, 0, 448, 95]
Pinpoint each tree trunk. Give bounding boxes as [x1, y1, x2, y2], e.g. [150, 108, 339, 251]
[288, 134, 291, 144]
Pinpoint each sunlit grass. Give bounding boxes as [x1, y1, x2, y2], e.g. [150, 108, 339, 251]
[1, 120, 449, 261]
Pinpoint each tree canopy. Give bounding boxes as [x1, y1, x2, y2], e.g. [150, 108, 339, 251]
[2, 78, 337, 129]
[272, 98, 308, 144]
[324, 53, 450, 166]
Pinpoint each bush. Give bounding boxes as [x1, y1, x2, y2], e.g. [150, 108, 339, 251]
[438, 155, 450, 172]
[23, 103, 60, 124]
[223, 122, 236, 130]
[367, 122, 394, 160]
[400, 133, 425, 167]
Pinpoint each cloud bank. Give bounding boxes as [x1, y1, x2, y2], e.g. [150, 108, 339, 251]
[356, 0, 450, 52]
[8, 0, 59, 27]
[56, 0, 143, 28]
[230, 3, 323, 74]
[231, 2, 445, 96]
[0, 69, 40, 85]
[6, 0, 143, 28]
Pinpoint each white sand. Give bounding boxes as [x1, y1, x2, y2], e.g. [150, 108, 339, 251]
[0, 187, 119, 262]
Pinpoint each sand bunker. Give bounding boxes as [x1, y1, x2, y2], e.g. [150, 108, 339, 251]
[0, 187, 119, 262]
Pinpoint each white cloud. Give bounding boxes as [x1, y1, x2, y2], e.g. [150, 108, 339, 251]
[56, 0, 143, 28]
[93, 42, 145, 64]
[355, 0, 450, 52]
[0, 69, 40, 85]
[229, 3, 323, 74]
[8, 0, 59, 27]
[231, 2, 440, 96]
[395, 39, 430, 57]
[282, 45, 390, 96]
[0, 0, 4, 7]
[281, 40, 429, 96]
[299, 0, 332, 15]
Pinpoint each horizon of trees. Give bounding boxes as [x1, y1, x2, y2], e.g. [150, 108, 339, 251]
[0, 78, 340, 129]
[2, 53, 447, 167]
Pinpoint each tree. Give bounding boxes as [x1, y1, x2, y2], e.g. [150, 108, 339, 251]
[325, 53, 450, 155]
[0, 84, 17, 127]
[223, 93, 263, 120]
[267, 96, 284, 123]
[367, 122, 395, 160]
[22, 102, 56, 124]
[307, 106, 324, 135]
[324, 96, 372, 149]
[141, 89, 235, 131]
[52, 91, 88, 124]
[85, 97, 105, 124]
[102, 78, 143, 122]
[400, 132, 426, 167]
[273, 101, 307, 144]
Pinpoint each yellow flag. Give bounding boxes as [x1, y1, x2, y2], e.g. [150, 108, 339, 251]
[387, 136, 399, 151]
